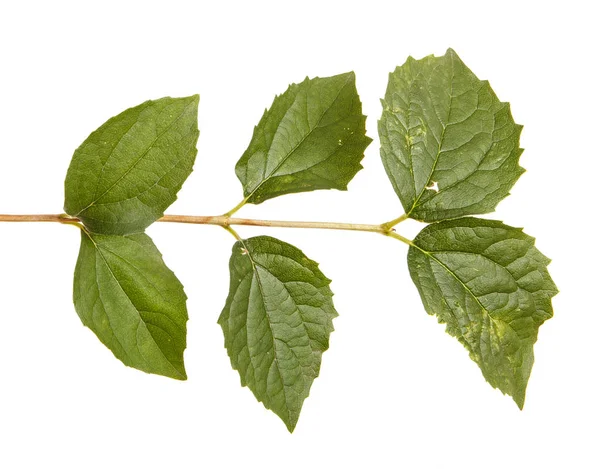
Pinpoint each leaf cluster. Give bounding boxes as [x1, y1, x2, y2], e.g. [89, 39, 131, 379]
[60, 49, 556, 431]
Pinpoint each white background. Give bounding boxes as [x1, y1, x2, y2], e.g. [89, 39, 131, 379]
[0, 1, 598, 467]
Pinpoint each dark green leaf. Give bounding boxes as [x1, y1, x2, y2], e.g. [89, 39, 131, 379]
[379, 49, 524, 221]
[219, 236, 337, 431]
[407, 217, 557, 408]
[64, 95, 199, 235]
[73, 230, 188, 379]
[235, 73, 371, 204]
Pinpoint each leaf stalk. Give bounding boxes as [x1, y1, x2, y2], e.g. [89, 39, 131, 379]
[381, 213, 408, 230]
[222, 198, 249, 217]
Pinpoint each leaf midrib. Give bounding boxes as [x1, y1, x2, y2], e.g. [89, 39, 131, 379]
[239, 240, 313, 426]
[407, 62, 454, 217]
[244, 74, 352, 202]
[99, 242, 187, 334]
[236, 239, 289, 418]
[413, 243, 517, 336]
[85, 231, 185, 378]
[76, 99, 195, 216]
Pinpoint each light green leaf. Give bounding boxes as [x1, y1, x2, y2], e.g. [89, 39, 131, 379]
[379, 49, 524, 221]
[64, 95, 199, 235]
[235, 72, 371, 204]
[407, 217, 557, 408]
[219, 236, 337, 431]
[73, 230, 188, 379]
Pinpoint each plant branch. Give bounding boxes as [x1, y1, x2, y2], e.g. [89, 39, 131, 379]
[0, 213, 385, 232]
[0, 213, 84, 228]
[0, 214, 70, 223]
[159, 214, 387, 234]
[0, 213, 414, 246]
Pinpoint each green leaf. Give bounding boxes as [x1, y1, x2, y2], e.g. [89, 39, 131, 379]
[407, 217, 557, 408]
[73, 230, 188, 379]
[64, 95, 199, 235]
[379, 49, 524, 221]
[235, 72, 371, 204]
[218, 236, 337, 431]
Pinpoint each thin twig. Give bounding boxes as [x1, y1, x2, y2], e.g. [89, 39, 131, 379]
[0, 213, 413, 246]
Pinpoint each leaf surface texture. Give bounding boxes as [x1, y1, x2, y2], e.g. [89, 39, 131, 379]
[379, 49, 523, 221]
[219, 236, 337, 431]
[236, 73, 371, 204]
[73, 231, 188, 379]
[407, 217, 557, 407]
[65, 95, 199, 234]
